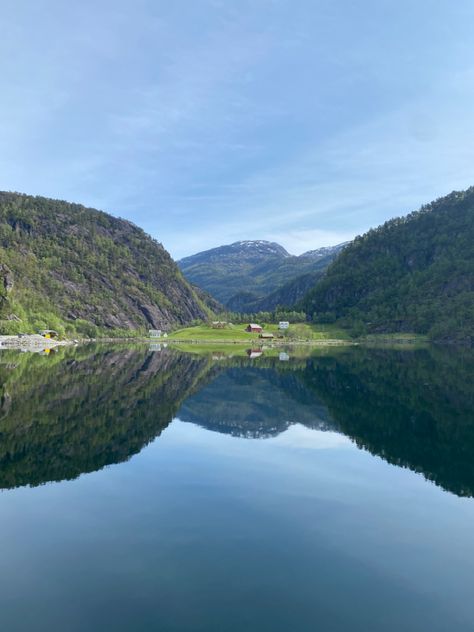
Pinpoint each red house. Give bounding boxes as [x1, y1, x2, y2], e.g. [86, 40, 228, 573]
[246, 323, 263, 333]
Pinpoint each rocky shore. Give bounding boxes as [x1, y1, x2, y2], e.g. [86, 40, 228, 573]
[0, 335, 72, 350]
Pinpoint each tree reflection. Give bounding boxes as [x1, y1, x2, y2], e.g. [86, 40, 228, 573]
[0, 345, 473, 497]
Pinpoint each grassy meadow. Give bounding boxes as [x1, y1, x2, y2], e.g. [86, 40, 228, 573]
[168, 322, 351, 344]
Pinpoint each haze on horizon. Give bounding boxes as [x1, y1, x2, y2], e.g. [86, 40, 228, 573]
[1, 0, 474, 259]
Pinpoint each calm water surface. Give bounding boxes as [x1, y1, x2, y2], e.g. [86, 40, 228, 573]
[0, 345, 473, 631]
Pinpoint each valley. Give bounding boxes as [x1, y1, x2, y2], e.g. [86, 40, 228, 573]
[0, 186, 472, 348]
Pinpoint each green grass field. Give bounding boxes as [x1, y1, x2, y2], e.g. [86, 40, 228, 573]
[168, 322, 350, 343]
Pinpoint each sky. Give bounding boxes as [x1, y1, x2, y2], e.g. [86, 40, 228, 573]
[1, 0, 474, 259]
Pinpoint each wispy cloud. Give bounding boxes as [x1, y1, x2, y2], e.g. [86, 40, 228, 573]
[1, 0, 474, 259]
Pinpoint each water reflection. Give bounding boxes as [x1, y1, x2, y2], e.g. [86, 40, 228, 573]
[301, 348, 474, 497]
[178, 365, 333, 437]
[0, 347, 210, 488]
[0, 345, 473, 496]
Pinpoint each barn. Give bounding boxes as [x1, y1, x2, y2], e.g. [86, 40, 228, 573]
[246, 323, 263, 333]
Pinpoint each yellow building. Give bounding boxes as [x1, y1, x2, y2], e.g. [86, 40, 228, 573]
[39, 330, 58, 339]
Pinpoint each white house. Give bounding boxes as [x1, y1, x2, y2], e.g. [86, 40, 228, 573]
[149, 329, 162, 338]
[278, 321, 289, 330]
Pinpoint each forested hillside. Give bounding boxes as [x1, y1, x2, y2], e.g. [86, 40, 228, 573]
[301, 188, 474, 344]
[0, 192, 210, 335]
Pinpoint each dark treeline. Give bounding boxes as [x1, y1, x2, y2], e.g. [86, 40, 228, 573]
[217, 309, 307, 324]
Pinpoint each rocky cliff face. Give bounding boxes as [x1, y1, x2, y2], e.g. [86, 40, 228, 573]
[0, 263, 14, 319]
[0, 192, 210, 334]
[0, 264, 13, 293]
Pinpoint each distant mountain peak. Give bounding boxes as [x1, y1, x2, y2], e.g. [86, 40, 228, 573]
[178, 238, 346, 308]
[178, 240, 291, 269]
[230, 240, 291, 256]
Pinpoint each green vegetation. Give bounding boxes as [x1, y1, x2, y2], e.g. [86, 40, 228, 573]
[169, 324, 255, 342]
[300, 187, 474, 345]
[0, 191, 210, 336]
[220, 309, 308, 324]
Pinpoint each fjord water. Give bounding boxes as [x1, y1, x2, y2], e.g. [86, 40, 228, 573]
[0, 346, 473, 631]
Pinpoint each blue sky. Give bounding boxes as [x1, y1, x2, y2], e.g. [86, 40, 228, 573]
[1, 1, 474, 258]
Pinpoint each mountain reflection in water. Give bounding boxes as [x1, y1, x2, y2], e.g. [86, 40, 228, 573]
[0, 345, 473, 496]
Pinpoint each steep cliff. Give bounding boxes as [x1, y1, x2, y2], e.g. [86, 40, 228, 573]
[0, 192, 210, 335]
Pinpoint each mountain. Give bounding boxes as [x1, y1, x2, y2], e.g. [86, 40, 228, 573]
[178, 240, 346, 311]
[178, 240, 291, 307]
[300, 187, 474, 344]
[0, 192, 210, 336]
[226, 271, 323, 312]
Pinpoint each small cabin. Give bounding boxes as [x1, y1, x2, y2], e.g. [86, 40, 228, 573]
[246, 323, 263, 333]
[278, 321, 289, 330]
[149, 329, 162, 338]
[259, 332, 274, 339]
[39, 330, 58, 339]
[211, 321, 227, 329]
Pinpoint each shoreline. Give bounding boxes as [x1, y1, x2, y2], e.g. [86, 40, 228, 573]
[0, 334, 74, 350]
[0, 332, 430, 351]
